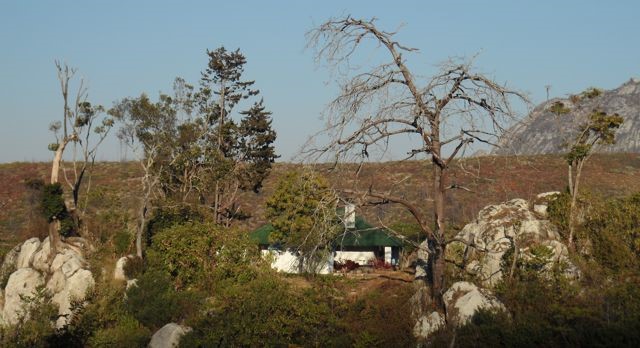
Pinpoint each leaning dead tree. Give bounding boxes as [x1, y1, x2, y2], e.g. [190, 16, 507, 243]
[305, 16, 528, 308]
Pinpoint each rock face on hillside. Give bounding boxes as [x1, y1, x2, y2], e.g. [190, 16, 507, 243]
[414, 281, 505, 340]
[149, 323, 192, 348]
[495, 78, 640, 155]
[452, 193, 578, 287]
[0, 237, 94, 328]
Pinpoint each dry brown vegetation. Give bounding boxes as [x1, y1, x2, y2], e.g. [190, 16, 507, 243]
[1, 153, 639, 251]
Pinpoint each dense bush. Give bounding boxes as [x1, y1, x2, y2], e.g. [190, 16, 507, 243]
[182, 274, 346, 347]
[54, 283, 150, 347]
[340, 281, 416, 347]
[147, 221, 263, 290]
[430, 270, 640, 347]
[145, 204, 203, 245]
[125, 269, 202, 329]
[40, 183, 75, 237]
[123, 256, 145, 279]
[548, 191, 640, 273]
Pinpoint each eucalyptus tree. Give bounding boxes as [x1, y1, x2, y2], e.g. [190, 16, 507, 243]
[48, 62, 113, 253]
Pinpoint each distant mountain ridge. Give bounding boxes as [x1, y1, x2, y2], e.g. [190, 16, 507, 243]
[494, 78, 640, 155]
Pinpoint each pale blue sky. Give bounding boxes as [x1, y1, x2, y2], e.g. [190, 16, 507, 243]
[1, 0, 638, 162]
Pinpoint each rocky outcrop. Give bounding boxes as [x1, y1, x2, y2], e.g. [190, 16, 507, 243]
[451, 196, 577, 287]
[0, 238, 94, 328]
[2, 268, 44, 325]
[149, 323, 192, 348]
[413, 282, 505, 340]
[413, 311, 445, 339]
[16, 238, 40, 269]
[495, 78, 640, 155]
[442, 281, 505, 326]
[114, 256, 131, 281]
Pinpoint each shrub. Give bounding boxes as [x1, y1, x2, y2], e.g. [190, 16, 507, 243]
[341, 281, 416, 347]
[88, 315, 151, 348]
[182, 274, 345, 347]
[125, 269, 195, 329]
[113, 230, 132, 256]
[123, 256, 144, 279]
[145, 204, 203, 245]
[370, 258, 392, 270]
[334, 259, 359, 272]
[0, 286, 59, 348]
[147, 222, 262, 290]
[40, 183, 75, 237]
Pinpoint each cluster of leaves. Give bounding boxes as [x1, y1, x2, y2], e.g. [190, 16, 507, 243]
[265, 170, 340, 271]
[111, 46, 277, 224]
[182, 275, 345, 347]
[40, 183, 75, 237]
[146, 221, 262, 290]
[582, 193, 640, 272]
[549, 191, 640, 273]
[431, 274, 640, 347]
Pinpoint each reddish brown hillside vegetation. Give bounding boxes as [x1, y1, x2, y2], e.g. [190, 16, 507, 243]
[1, 154, 639, 250]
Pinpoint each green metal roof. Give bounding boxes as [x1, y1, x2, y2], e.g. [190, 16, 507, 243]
[250, 223, 276, 245]
[250, 216, 403, 248]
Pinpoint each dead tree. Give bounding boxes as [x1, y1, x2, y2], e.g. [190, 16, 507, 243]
[305, 16, 528, 309]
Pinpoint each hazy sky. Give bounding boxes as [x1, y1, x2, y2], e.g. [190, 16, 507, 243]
[1, 0, 638, 163]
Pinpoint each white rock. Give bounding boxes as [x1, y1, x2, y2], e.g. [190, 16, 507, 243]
[453, 197, 574, 287]
[533, 204, 548, 216]
[52, 268, 94, 328]
[126, 279, 138, 290]
[149, 323, 192, 348]
[31, 237, 51, 272]
[114, 256, 129, 281]
[16, 238, 41, 269]
[536, 191, 560, 200]
[443, 281, 505, 326]
[61, 256, 83, 278]
[50, 249, 82, 273]
[46, 269, 67, 294]
[414, 311, 445, 339]
[1, 245, 20, 276]
[2, 268, 45, 325]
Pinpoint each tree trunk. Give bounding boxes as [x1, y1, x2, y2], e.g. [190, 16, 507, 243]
[136, 202, 147, 258]
[430, 243, 447, 308]
[430, 138, 447, 305]
[49, 140, 69, 258]
[568, 160, 584, 248]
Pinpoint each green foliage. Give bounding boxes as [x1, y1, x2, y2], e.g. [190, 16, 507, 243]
[123, 256, 144, 279]
[580, 87, 603, 100]
[55, 284, 142, 347]
[88, 315, 150, 348]
[147, 221, 262, 289]
[237, 100, 279, 192]
[0, 286, 58, 348]
[113, 230, 132, 256]
[41, 183, 66, 222]
[40, 183, 75, 237]
[548, 101, 571, 115]
[582, 193, 640, 272]
[182, 274, 345, 347]
[145, 204, 203, 246]
[265, 170, 339, 270]
[444, 275, 640, 348]
[125, 269, 201, 329]
[566, 109, 623, 165]
[341, 282, 416, 347]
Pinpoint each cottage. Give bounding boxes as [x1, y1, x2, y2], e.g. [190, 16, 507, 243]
[250, 208, 403, 274]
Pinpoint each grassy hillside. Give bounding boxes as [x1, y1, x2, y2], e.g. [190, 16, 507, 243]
[1, 153, 639, 250]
